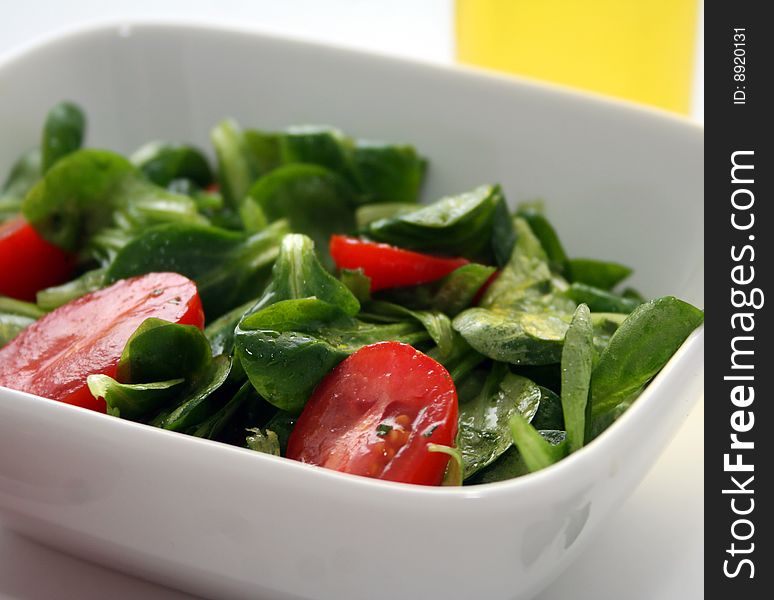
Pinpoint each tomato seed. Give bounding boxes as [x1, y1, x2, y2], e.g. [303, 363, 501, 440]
[395, 414, 412, 428]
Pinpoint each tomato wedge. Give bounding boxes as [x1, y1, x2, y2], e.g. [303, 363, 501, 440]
[0, 272, 204, 412]
[329, 235, 469, 292]
[0, 217, 75, 301]
[286, 341, 458, 485]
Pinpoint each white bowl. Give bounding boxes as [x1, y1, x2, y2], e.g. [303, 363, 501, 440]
[0, 22, 703, 600]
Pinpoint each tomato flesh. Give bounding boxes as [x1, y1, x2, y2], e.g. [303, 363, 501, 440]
[0, 272, 205, 412]
[286, 341, 458, 485]
[329, 235, 469, 292]
[0, 217, 75, 301]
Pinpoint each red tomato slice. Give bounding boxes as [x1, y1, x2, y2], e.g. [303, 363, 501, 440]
[0, 272, 204, 412]
[0, 217, 75, 301]
[329, 235, 469, 292]
[286, 341, 458, 485]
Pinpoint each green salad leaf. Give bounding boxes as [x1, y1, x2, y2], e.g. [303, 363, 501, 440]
[22, 149, 204, 252]
[566, 258, 632, 290]
[244, 164, 356, 268]
[560, 304, 594, 453]
[564, 283, 641, 314]
[365, 184, 512, 263]
[107, 221, 288, 318]
[131, 142, 213, 188]
[589, 296, 704, 424]
[88, 375, 184, 420]
[41, 101, 86, 172]
[509, 414, 568, 473]
[1, 150, 41, 222]
[453, 308, 568, 365]
[457, 363, 542, 479]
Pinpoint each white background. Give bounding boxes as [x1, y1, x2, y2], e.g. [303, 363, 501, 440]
[0, 2, 704, 599]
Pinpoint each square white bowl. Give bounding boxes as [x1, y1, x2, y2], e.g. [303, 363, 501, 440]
[0, 22, 703, 600]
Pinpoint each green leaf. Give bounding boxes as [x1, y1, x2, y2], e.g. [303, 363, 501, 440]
[0, 296, 45, 319]
[104, 318, 233, 428]
[480, 217, 572, 313]
[22, 149, 204, 252]
[238, 196, 269, 231]
[465, 446, 528, 483]
[621, 287, 647, 302]
[2, 149, 41, 195]
[279, 126, 354, 179]
[587, 393, 642, 440]
[244, 164, 356, 268]
[453, 308, 568, 365]
[453, 366, 488, 403]
[36, 268, 106, 311]
[273, 127, 428, 205]
[361, 300, 454, 359]
[116, 318, 212, 384]
[564, 283, 641, 314]
[110, 176, 207, 231]
[365, 184, 507, 262]
[491, 195, 517, 267]
[247, 233, 361, 318]
[1, 150, 41, 221]
[509, 414, 568, 472]
[427, 333, 486, 384]
[87, 226, 135, 263]
[185, 184, 225, 217]
[22, 149, 133, 250]
[590, 312, 627, 357]
[355, 202, 420, 229]
[349, 141, 426, 203]
[87, 374, 184, 420]
[516, 203, 568, 274]
[427, 444, 464, 486]
[531, 386, 564, 430]
[339, 268, 372, 303]
[236, 297, 428, 413]
[153, 355, 233, 432]
[243, 129, 283, 175]
[589, 296, 704, 422]
[457, 363, 542, 478]
[467, 430, 566, 484]
[263, 410, 298, 455]
[236, 299, 348, 413]
[246, 427, 281, 456]
[372, 262, 495, 317]
[0, 313, 35, 348]
[430, 263, 496, 317]
[131, 142, 213, 187]
[204, 298, 258, 357]
[193, 381, 259, 440]
[107, 221, 288, 318]
[566, 258, 632, 290]
[41, 101, 86, 172]
[211, 119, 256, 209]
[560, 304, 594, 453]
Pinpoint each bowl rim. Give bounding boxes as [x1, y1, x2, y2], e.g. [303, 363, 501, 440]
[0, 18, 704, 133]
[0, 19, 705, 500]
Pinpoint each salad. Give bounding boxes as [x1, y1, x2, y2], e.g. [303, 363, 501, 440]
[0, 101, 703, 486]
